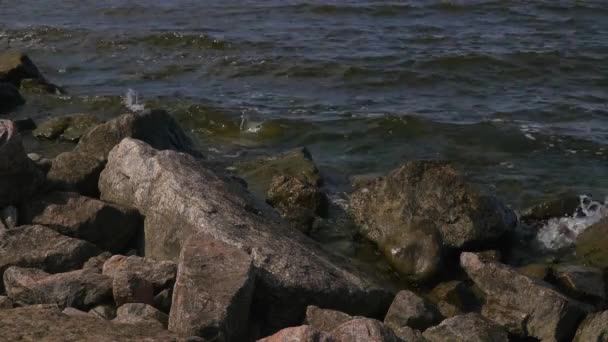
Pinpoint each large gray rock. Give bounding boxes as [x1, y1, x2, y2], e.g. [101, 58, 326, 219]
[0, 306, 178, 341]
[102, 255, 176, 293]
[330, 318, 400, 342]
[258, 326, 335, 342]
[573, 310, 608, 342]
[168, 234, 255, 341]
[0, 83, 25, 113]
[114, 303, 168, 327]
[99, 138, 393, 333]
[3, 267, 112, 310]
[0, 120, 43, 207]
[422, 313, 509, 342]
[349, 161, 516, 281]
[0, 225, 101, 292]
[461, 252, 588, 341]
[305, 306, 353, 333]
[384, 290, 442, 331]
[21, 192, 141, 253]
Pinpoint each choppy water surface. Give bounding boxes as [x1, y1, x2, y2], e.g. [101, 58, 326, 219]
[2, 0, 607, 211]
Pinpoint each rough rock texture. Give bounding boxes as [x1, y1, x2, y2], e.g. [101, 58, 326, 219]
[305, 306, 353, 332]
[576, 218, 608, 269]
[102, 255, 177, 293]
[0, 206, 17, 230]
[422, 313, 509, 342]
[0, 307, 178, 341]
[330, 318, 400, 342]
[114, 303, 168, 327]
[89, 304, 116, 320]
[33, 117, 72, 140]
[521, 193, 581, 223]
[429, 281, 477, 318]
[82, 252, 112, 272]
[384, 290, 442, 331]
[153, 288, 172, 313]
[0, 120, 44, 207]
[553, 264, 606, 303]
[47, 151, 106, 197]
[99, 138, 393, 333]
[62, 307, 94, 318]
[0, 52, 46, 87]
[573, 310, 608, 342]
[350, 161, 515, 281]
[33, 114, 100, 142]
[112, 271, 154, 307]
[391, 326, 424, 342]
[258, 326, 335, 342]
[0, 225, 101, 292]
[0, 296, 12, 309]
[3, 267, 112, 310]
[461, 252, 588, 341]
[0, 83, 24, 113]
[169, 235, 255, 341]
[21, 192, 141, 253]
[266, 175, 328, 234]
[234, 147, 321, 198]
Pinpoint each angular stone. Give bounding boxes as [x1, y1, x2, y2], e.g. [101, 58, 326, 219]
[82, 252, 112, 272]
[21, 192, 141, 253]
[573, 310, 608, 342]
[429, 281, 477, 318]
[422, 313, 509, 342]
[153, 288, 172, 313]
[234, 147, 321, 198]
[258, 326, 335, 342]
[391, 326, 424, 342]
[47, 152, 106, 197]
[4, 267, 112, 310]
[0, 296, 13, 309]
[89, 304, 116, 320]
[100, 138, 393, 333]
[0, 225, 101, 292]
[0, 206, 17, 230]
[305, 306, 353, 333]
[461, 252, 588, 341]
[0, 120, 43, 207]
[102, 255, 176, 293]
[576, 218, 608, 269]
[553, 264, 606, 302]
[0, 52, 45, 87]
[266, 175, 328, 234]
[60, 114, 100, 142]
[330, 318, 400, 342]
[33, 116, 72, 140]
[0, 83, 24, 113]
[112, 271, 154, 307]
[169, 235, 255, 341]
[0, 307, 178, 341]
[384, 290, 442, 331]
[115, 303, 168, 327]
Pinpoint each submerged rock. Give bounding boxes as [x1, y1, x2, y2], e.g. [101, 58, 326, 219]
[33, 114, 99, 142]
[521, 193, 581, 223]
[422, 313, 509, 342]
[234, 147, 321, 198]
[575, 218, 608, 269]
[0, 225, 101, 292]
[266, 175, 328, 234]
[169, 234, 255, 341]
[461, 252, 588, 341]
[0, 120, 44, 207]
[20, 77, 63, 94]
[21, 192, 141, 253]
[350, 161, 516, 281]
[100, 138, 393, 334]
[384, 290, 442, 332]
[0, 307, 178, 341]
[3, 267, 112, 310]
[0, 83, 25, 113]
[305, 306, 354, 333]
[573, 310, 608, 342]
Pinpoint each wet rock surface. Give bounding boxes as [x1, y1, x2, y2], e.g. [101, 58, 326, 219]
[384, 290, 442, 331]
[99, 138, 393, 334]
[552, 264, 606, 303]
[576, 218, 608, 269]
[33, 114, 100, 142]
[573, 310, 608, 342]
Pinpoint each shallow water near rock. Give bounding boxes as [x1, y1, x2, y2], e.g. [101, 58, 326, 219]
[1, 1, 607, 276]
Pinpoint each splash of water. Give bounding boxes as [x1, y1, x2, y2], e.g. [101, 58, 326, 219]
[536, 195, 608, 250]
[123, 88, 145, 113]
[239, 110, 263, 133]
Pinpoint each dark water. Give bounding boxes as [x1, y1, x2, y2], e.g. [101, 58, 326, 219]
[2, 0, 607, 209]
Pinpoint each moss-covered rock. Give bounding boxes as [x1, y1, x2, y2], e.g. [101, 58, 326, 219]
[576, 218, 608, 270]
[33, 117, 72, 139]
[33, 114, 100, 142]
[233, 147, 321, 198]
[521, 193, 581, 223]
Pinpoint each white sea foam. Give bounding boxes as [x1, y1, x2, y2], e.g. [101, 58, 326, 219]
[536, 195, 608, 250]
[123, 88, 145, 113]
[239, 110, 263, 133]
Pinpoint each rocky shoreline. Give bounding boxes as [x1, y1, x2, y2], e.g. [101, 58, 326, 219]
[1, 52, 607, 341]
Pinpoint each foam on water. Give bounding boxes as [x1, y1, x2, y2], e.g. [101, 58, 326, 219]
[123, 89, 145, 113]
[537, 195, 608, 250]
